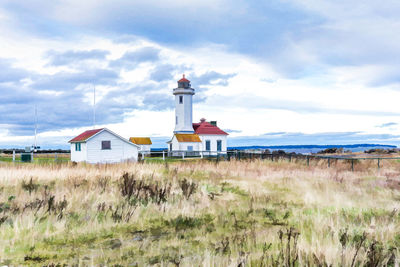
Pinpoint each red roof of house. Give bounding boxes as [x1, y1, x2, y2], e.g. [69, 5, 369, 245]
[178, 74, 190, 83]
[69, 128, 104, 143]
[193, 120, 228, 135]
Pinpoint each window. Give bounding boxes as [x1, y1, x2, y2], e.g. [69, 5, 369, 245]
[179, 95, 183, 104]
[217, 140, 222, 152]
[75, 143, 81, 151]
[187, 146, 193, 151]
[176, 116, 178, 125]
[101, 140, 111, 150]
[205, 140, 211, 151]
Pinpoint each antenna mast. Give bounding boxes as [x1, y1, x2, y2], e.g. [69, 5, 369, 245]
[93, 85, 96, 129]
[34, 105, 37, 150]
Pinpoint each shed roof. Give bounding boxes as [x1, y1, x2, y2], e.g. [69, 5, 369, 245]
[175, 134, 201, 143]
[69, 128, 104, 143]
[69, 128, 139, 148]
[129, 137, 152, 145]
[193, 120, 228, 135]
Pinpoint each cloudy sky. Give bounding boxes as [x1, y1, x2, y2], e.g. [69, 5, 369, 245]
[0, 0, 399, 148]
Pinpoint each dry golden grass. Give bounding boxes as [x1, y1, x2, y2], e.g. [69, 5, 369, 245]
[0, 158, 399, 266]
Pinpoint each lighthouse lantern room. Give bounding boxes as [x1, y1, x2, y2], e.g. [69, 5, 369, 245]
[173, 74, 195, 133]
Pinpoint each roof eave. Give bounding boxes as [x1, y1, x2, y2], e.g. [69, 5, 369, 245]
[195, 133, 229, 136]
[69, 128, 140, 148]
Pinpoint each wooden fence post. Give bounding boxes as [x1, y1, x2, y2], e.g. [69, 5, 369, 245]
[12, 150, 15, 162]
[378, 158, 380, 170]
[328, 158, 330, 168]
[351, 159, 354, 172]
[306, 156, 309, 167]
[162, 151, 165, 161]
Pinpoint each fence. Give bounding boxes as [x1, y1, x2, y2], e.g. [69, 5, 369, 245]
[142, 150, 228, 160]
[224, 151, 400, 171]
[1, 150, 399, 171]
[142, 150, 400, 171]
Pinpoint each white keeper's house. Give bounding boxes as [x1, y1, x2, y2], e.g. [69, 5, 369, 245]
[69, 128, 139, 163]
[167, 75, 228, 155]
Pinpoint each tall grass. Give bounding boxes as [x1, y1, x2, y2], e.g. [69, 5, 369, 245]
[0, 159, 399, 266]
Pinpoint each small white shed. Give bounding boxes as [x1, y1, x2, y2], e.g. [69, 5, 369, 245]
[129, 137, 152, 155]
[69, 128, 139, 163]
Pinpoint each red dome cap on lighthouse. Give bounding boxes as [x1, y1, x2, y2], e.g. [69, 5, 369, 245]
[178, 74, 190, 83]
[177, 74, 191, 88]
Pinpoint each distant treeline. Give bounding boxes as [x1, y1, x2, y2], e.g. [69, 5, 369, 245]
[317, 147, 399, 154]
[227, 144, 396, 150]
[150, 144, 397, 152]
[1, 144, 397, 155]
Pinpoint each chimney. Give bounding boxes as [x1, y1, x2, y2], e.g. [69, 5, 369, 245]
[210, 121, 217, 126]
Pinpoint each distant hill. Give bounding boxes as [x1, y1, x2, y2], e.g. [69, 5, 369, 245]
[150, 144, 397, 154]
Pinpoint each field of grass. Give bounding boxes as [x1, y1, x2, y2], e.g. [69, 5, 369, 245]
[0, 158, 399, 266]
[0, 153, 70, 164]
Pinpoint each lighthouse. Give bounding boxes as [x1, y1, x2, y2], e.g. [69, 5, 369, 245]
[173, 74, 195, 133]
[167, 75, 229, 154]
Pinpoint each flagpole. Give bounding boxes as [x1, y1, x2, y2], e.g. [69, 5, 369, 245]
[93, 85, 96, 129]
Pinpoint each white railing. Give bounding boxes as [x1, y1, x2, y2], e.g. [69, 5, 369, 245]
[139, 150, 228, 160]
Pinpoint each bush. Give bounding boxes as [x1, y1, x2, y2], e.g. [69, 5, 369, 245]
[179, 178, 197, 200]
[119, 172, 171, 205]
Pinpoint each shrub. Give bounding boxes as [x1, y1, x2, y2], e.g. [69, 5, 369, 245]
[119, 172, 171, 205]
[179, 178, 197, 200]
[21, 177, 40, 195]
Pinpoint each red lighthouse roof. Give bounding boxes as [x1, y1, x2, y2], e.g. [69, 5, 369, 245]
[193, 119, 228, 135]
[178, 74, 190, 83]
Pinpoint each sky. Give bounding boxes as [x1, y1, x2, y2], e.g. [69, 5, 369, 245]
[0, 0, 399, 149]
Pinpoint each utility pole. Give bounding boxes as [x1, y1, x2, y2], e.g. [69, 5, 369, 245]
[93, 85, 96, 129]
[34, 105, 37, 151]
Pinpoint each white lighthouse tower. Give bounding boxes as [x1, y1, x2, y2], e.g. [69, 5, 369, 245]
[173, 74, 195, 133]
[167, 75, 228, 154]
